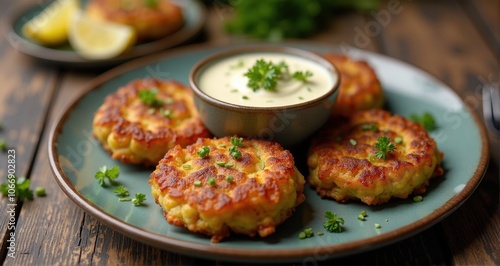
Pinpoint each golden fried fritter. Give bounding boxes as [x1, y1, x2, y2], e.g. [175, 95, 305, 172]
[323, 54, 384, 116]
[308, 109, 444, 205]
[93, 79, 210, 166]
[86, 0, 184, 41]
[149, 137, 306, 242]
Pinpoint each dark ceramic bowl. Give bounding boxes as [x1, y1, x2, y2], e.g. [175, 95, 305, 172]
[189, 46, 340, 147]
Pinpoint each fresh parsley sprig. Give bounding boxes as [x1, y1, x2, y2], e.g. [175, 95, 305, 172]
[323, 211, 344, 233]
[374, 136, 395, 159]
[292, 70, 313, 82]
[95, 165, 120, 187]
[0, 176, 34, 201]
[244, 59, 281, 92]
[132, 193, 147, 206]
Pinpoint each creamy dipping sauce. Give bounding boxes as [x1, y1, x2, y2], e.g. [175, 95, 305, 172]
[197, 52, 337, 107]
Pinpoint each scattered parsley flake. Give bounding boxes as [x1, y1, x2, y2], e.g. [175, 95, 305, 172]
[208, 177, 216, 186]
[0, 139, 7, 151]
[299, 228, 314, 239]
[198, 146, 210, 158]
[224, 162, 234, 168]
[229, 146, 242, 159]
[375, 223, 382, 229]
[119, 197, 132, 202]
[349, 139, 357, 146]
[0, 177, 34, 201]
[162, 109, 173, 118]
[409, 112, 437, 131]
[231, 137, 244, 147]
[323, 211, 344, 233]
[292, 70, 313, 82]
[194, 180, 202, 187]
[35, 187, 46, 197]
[95, 165, 120, 187]
[216, 161, 226, 166]
[144, 0, 158, 8]
[413, 195, 424, 202]
[361, 123, 378, 131]
[242, 95, 249, 100]
[139, 88, 163, 107]
[225, 175, 234, 182]
[394, 136, 403, 144]
[182, 164, 191, 170]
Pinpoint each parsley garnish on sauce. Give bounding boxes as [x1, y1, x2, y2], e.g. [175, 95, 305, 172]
[244, 60, 313, 92]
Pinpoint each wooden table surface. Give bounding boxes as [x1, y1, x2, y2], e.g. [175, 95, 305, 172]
[1, 0, 498, 265]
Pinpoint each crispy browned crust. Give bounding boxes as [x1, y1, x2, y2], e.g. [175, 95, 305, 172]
[308, 109, 444, 205]
[92, 79, 210, 166]
[149, 137, 306, 242]
[323, 54, 384, 116]
[86, 0, 184, 41]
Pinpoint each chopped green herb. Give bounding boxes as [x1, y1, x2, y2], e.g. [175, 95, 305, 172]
[375, 223, 382, 229]
[182, 164, 191, 170]
[35, 187, 46, 197]
[197, 146, 210, 158]
[132, 193, 146, 206]
[208, 177, 216, 186]
[413, 195, 424, 202]
[148, 108, 156, 114]
[394, 136, 403, 144]
[409, 112, 437, 131]
[292, 70, 313, 82]
[225, 175, 234, 182]
[231, 137, 244, 147]
[242, 95, 249, 100]
[229, 146, 242, 159]
[349, 139, 357, 146]
[119, 197, 132, 202]
[194, 180, 202, 187]
[139, 88, 163, 107]
[298, 228, 314, 239]
[357, 210, 367, 221]
[298, 96, 304, 100]
[224, 162, 234, 168]
[144, 0, 158, 8]
[113, 185, 130, 197]
[162, 109, 173, 118]
[230, 89, 238, 93]
[369, 155, 376, 162]
[0, 177, 34, 201]
[230, 59, 245, 69]
[95, 165, 120, 187]
[323, 211, 344, 233]
[374, 136, 395, 159]
[261, 161, 265, 170]
[317, 232, 324, 236]
[216, 161, 226, 166]
[0, 138, 7, 151]
[361, 123, 378, 131]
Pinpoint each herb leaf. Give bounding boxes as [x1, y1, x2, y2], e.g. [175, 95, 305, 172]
[138, 88, 163, 107]
[323, 211, 344, 233]
[113, 185, 130, 197]
[132, 193, 146, 206]
[95, 165, 120, 187]
[244, 59, 280, 91]
[292, 70, 313, 82]
[374, 136, 395, 159]
[409, 112, 437, 131]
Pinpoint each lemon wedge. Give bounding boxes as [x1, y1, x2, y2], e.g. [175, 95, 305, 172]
[69, 12, 137, 60]
[22, 0, 79, 46]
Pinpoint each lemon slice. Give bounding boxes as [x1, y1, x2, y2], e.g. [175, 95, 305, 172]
[69, 12, 137, 60]
[22, 0, 79, 46]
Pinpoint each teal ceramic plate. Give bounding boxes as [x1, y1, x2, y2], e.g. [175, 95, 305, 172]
[8, 0, 205, 68]
[48, 42, 489, 263]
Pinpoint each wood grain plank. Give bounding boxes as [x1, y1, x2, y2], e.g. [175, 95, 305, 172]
[379, 0, 499, 265]
[0, 0, 59, 262]
[462, 0, 500, 53]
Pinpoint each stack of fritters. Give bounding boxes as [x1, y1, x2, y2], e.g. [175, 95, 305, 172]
[149, 137, 306, 242]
